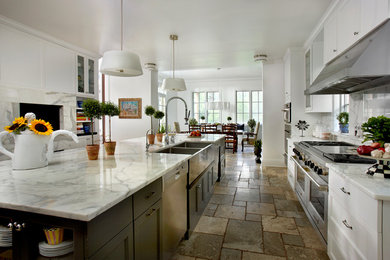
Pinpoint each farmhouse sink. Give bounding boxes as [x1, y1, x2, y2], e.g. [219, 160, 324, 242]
[156, 147, 201, 155]
[174, 142, 210, 149]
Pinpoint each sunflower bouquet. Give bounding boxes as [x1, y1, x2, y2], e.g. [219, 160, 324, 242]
[4, 114, 53, 136]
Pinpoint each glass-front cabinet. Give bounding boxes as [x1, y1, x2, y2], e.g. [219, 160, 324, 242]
[77, 55, 96, 95]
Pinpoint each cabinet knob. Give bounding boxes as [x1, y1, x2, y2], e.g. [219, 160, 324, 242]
[353, 31, 359, 35]
[333, 49, 337, 52]
[145, 191, 155, 199]
[146, 208, 156, 217]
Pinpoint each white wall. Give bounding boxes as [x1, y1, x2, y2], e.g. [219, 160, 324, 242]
[104, 70, 158, 141]
[173, 78, 263, 130]
[262, 61, 285, 166]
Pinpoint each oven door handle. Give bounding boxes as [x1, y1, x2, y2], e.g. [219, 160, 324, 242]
[291, 156, 328, 191]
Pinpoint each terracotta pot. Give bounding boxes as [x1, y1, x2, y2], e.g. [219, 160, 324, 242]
[147, 134, 155, 145]
[104, 141, 116, 155]
[86, 144, 100, 160]
[156, 133, 164, 143]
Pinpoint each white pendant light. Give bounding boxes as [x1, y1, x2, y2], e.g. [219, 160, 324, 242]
[162, 35, 186, 91]
[100, 0, 143, 77]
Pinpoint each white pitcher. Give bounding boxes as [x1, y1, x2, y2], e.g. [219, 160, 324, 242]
[0, 130, 78, 170]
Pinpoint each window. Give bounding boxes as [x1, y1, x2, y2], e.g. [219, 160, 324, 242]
[158, 94, 166, 121]
[207, 92, 220, 123]
[333, 94, 350, 131]
[236, 90, 263, 125]
[192, 91, 221, 123]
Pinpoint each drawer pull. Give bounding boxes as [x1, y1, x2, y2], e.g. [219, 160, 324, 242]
[146, 191, 156, 199]
[342, 219, 353, 230]
[146, 208, 156, 217]
[340, 187, 350, 195]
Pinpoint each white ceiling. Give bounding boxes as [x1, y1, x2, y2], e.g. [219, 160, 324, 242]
[0, 0, 331, 76]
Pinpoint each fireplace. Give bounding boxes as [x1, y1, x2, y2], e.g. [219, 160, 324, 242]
[20, 103, 62, 130]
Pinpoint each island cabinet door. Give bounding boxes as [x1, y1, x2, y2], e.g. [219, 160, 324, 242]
[88, 224, 133, 260]
[134, 199, 162, 260]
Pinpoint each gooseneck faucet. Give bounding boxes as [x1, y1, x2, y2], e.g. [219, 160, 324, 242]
[165, 96, 190, 145]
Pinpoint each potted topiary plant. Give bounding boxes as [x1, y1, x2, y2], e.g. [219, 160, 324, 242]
[154, 110, 165, 142]
[337, 112, 349, 133]
[247, 119, 256, 132]
[101, 102, 120, 155]
[145, 105, 156, 144]
[82, 99, 102, 160]
[227, 116, 232, 123]
[254, 139, 262, 164]
[200, 115, 206, 123]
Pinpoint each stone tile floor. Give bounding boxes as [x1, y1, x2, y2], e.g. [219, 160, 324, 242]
[172, 148, 329, 260]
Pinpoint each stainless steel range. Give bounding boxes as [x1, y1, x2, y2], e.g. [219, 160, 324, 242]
[291, 141, 376, 244]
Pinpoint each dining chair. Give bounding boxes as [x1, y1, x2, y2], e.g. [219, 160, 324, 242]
[222, 124, 238, 153]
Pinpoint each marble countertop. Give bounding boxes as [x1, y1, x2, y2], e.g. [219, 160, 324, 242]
[0, 134, 225, 221]
[327, 162, 390, 201]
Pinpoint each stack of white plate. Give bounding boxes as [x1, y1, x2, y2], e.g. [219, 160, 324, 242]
[0, 225, 12, 247]
[38, 240, 73, 257]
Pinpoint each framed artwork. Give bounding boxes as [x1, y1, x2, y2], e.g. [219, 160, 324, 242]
[119, 98, 142, 119]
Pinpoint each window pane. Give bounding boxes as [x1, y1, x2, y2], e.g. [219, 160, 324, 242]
[252, 103, 259, 113]
[243, 114, 249, 123]
[200, 92, 206, 102]
[252, 91, 258, 102]
[259, 102, 263, 113]
[208, 92, 214, 102]
[215, 113, 220, 122]
[237, 114, 243, 124]
[200, 103, 206, 114]
[237, 103, 243, 113]
[194, 103, 199, 114]
[244, 103, 249, 113]
[214, 92, 220, 102]
[193, 93, 199, 103]
[237, 92, 242, 101]
[244, 92, 250, 101]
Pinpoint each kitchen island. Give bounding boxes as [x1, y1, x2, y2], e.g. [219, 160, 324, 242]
[0, 134, 225, 259]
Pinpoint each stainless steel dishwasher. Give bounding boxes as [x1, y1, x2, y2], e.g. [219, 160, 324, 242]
[162, 161, 188, 260]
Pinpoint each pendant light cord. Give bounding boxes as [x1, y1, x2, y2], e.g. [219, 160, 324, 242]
[121, 0, 123, 51]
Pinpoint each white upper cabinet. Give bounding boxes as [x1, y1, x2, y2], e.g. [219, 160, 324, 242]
[0, 25, 43, 89]
[323, 0, 390, 65]
[337, 0, 361, 52]
[44, 43, 75, 94]
[324, 12, 338, 64]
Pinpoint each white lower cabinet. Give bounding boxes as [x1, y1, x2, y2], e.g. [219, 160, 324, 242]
[328, 169, 384, 260]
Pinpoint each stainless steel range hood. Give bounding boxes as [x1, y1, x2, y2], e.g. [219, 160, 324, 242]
[305, 19, 390, 95]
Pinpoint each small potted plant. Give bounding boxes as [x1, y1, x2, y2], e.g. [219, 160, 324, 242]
[101, 102, 120, 155]
[82, 99, 102, 160]
[254, 139, 262, 164]
[154, 110, 165, 142]
[227, 116, 232, 123]
[189, 118, 198, 126]
[200, 115, 206, 123]
[247, 119, 256, 133]
[145, 105, 156, 144]
[337, 112, 349, 133]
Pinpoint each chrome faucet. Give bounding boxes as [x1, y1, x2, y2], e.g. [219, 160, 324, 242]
[165, 96, 190, 145]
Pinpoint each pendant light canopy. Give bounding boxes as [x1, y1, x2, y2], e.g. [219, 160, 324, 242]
[100, 0, 143, 77]
[162, 35, 186, 91]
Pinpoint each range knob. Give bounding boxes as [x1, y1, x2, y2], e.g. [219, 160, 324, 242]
[317, 168, 323, 175]
[293, 148, 300, 157]
[298, 155, 303, 160]
[314, 166, 319, 172]
[305, 160, 311, 166]
[310, 162, 315, 168]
